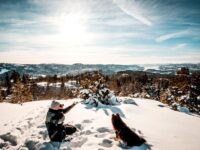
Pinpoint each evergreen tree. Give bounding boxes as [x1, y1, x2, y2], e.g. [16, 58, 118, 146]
[11, 81, 33, 104]
[59, 78, 66, 99]
[30, 82, 38, 101]
[45, 82, 53, 99]
[22, 74, 30, 84]
[5, 73, 12, 95]
[10, 70, 20, 83]
[177, 67, 189, 75]
[53, 74, 57, 83]
[190, 72, 200, 99]
[0, 91, 3, 102]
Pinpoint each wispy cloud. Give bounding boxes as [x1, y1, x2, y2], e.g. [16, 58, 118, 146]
[171, 43, 187, 50]
[112, 0, 153, 26]
[155, 30, 190, 42]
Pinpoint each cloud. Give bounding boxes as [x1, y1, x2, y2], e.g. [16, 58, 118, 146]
[155, 30, 190, 42]
[112, 0, 152, 26]
[0, 18, 36, 26]
[171, 43, 187, 50]
[1, 47, 200, 64]
[155, 28, 200, 43]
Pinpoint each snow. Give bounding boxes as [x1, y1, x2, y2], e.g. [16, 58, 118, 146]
[0, 98, 200, 150]
[197, 96, 200, 101]
[80, 89, 91, 94]
[133, 93, 140, 98]
[37, 82, 48, 87]
[142, 65, 160, 71]
[0, 69, 9, 74]
[122, 98, 138, 105]
[37, 81, 79, 89]
[180, 95, 189, 100]
[177, 106, 190, 113]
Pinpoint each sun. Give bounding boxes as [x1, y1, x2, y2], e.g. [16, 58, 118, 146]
[57, 14, 90, 45]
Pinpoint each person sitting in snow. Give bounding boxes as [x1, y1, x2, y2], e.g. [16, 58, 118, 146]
[45, 100, 77, 142]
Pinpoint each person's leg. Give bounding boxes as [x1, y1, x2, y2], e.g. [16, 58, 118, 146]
[64, 124, 77, 135]
[51, 129, 66, 142]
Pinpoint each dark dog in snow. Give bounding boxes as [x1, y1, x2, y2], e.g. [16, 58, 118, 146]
[111, 113, 146, 147]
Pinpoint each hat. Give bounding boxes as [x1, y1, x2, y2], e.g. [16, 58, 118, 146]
[50, 100, 63, 109]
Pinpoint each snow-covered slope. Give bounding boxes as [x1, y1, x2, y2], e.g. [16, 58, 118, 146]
[0, 98, 200, 150]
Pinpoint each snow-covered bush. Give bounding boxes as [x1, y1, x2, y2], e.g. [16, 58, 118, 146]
[80, 82, 119, 107]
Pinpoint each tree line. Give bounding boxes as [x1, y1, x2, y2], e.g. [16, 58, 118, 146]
[0, 68, 200, 114]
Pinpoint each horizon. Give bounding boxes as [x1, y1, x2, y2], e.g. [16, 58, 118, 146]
[1, 62, 200, 66]
[0, 61, 200, 66]
[0, 0, 200, 64]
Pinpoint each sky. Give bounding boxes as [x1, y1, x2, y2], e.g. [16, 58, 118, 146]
[0, 0, 200, 64]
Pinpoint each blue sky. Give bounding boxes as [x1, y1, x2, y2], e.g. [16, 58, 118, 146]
[0, 0, 200, 64]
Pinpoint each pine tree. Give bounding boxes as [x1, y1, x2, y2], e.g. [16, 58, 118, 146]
[45, 82, 54, 99]
[5, 73, 12, 95]
[53, 74, 57, 83]
[190, 72, 200, 100]
[59, 78, 66, 99]
[22, 74, 30, 84]
[10, 70, 20, 83]
[30, 82, 38, 101]
[11, 81, 33, 104]
[0, 91, 3, 102]
[177, 67, 189, 75]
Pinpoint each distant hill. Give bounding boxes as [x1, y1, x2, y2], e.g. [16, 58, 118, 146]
[0, 63, 200, 79]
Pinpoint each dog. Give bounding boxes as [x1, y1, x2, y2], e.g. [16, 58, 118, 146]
[111, 113, 146, 147]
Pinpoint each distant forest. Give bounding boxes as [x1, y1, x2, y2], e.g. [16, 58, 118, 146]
[0, 67, 200, 114]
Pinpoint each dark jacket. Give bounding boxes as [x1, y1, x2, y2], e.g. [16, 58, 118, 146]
[45, 104, 75, 142]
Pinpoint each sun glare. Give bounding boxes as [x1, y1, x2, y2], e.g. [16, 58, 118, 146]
[57, 14, 91, 45]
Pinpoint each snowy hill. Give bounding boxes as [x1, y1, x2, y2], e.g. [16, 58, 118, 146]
[0, 98, 200, 150]
[0, 63, 143, 77]
[1, 63, 200, 78]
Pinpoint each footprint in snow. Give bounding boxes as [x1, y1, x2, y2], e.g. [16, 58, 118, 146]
[99, 139, 113, 148]
[82, 119, 92, 123]
[94, 133, 107, 138]
[26, 117, 33, 121]
[97, 127, 111, 133]
[37, 125, 46, 129]
[16, 127, 24, 134]
[27, 120, 33, 128]
[81, 130, 93, 135]
[75, 124, 83, 130]
[77, 130, 93, 136]
[69, 137, 88, 148]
